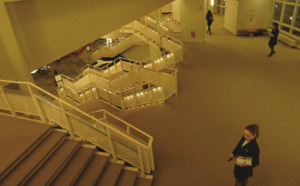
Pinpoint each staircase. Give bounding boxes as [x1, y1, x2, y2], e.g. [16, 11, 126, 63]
[55, 12, 182, 109]
[57, 57, 178, 109]
[0, 115, 153, 186]
[91, 35, 146, 62]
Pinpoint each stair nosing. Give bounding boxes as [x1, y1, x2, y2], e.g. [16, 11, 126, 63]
[0, 127, 53, 180]
[24, 139, 81, 185]
[46, 141, 81, 185]
[2, 132, 67, 186]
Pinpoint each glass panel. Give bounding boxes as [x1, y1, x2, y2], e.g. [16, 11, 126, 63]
[294, 6, 300, 28]
[283, 5, 295, 25]
[292, 29, 300, 37]
[273, 3, 283, 21]
[281, 25, 291, 32]
[221, 0, 226, 6]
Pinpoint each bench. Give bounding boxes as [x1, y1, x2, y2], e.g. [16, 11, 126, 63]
[267, 29, 297, 48]
[237, 29, 267, 37]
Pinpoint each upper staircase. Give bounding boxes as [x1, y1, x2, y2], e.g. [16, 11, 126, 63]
[57, 57, 178, 109]
[0, 115, 153, 186]
[56, 13, 182, 109]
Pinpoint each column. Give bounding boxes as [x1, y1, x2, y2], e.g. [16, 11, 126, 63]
[0, 0, 34, 83]
[179, 0, 206, 43]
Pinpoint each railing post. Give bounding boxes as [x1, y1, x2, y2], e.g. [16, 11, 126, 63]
[103, 111, 107, 121]
[0, 86, 16, 117]
[161, 78, 165, 103]
[120, 93, 125, 110]
[108, 66, 111, 76]
[106, 127, 117, 161]
[137, 145, 145, 177]
[58, 101, 75, 137]
[107, 89, 112, 105]
[132, 89, 137, 107]
[148, 83, 152, 104]
[127, 125, 131, 134]
[88, 69, 92, 84]
[120, 60, 124, 70]
[27, 84, 47, 123]
[175, 72, 178, 96]
[149, 144, 155, 170]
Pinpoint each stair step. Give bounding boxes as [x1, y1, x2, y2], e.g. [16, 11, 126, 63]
[0, 131, 66, 186]
[96, 160, 124, 186]
[74, 152, 110, 186]
[134, 175, 153, 186]
[51, 146, 95, 186]
[116, 167, 138, 186]
[0, 118, 53, 180]
[24, 139, 81, 186]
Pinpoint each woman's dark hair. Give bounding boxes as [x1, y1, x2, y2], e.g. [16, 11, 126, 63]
[272, 23, 278, 28]
[245, 124, 259, 138]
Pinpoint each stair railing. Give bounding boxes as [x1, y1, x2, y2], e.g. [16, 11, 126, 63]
[58, 63, 177, 109]
[0, 79, 154, 175]
[91, 35, 144, 62]
[138, 16, 183, 47]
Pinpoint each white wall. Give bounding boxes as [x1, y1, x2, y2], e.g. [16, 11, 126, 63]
[237, 0, 273, 30]
[224, 0, 273, 35]
[180, 0, 206, 43]
[172, 0, 181, 21]
[121, 45, 150, 61]
[224, 0, 239, 35]
[0, 0, 172, 81]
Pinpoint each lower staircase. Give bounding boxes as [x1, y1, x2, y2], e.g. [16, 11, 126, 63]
[0, 115, 153, 186]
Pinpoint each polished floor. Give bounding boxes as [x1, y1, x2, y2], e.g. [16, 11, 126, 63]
[77, 15, 300, 186]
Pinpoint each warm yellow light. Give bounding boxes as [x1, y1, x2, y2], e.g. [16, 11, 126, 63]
[211, 0, 214, 6]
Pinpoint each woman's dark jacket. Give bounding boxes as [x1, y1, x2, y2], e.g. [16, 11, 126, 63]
[269, 28, 279, 45]
[232, 136, 260, 180]
[206, 11, 213, 25]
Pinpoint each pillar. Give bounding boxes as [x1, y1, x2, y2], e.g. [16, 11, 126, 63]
[179, 0, 206, 43]
[0, 0, 34, 83]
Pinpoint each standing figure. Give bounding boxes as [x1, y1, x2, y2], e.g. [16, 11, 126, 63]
[206, 10, 214, 35]
[268, 23, 279, 57]
[229, 124, 260, 186]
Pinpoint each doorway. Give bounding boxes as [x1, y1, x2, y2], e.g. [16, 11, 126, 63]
[216, 0, 226, 16]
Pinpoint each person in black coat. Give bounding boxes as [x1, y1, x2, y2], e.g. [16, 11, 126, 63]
[206, 10, 214, 35]
[268, 23, 279, 57]
[229, 124, 260, 186]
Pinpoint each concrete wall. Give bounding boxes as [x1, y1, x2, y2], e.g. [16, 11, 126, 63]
[224, 0, 273, 35]
[224, 0, 239, 35]
[237, 0, 273, 30]
[180, 0, 206, 43]
[0, 0, 172, 81]
[0, 37, 17, 80]
[172, 0, 181, 21]
[121, 45, 150, 61]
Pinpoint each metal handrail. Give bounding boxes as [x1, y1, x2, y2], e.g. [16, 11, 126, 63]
[0, 79, 153, 149]
[60, 68, 109, 84]
[140, 16, 183, 46]
[90, 36, 130, 53]
[88, 109, 153, 139]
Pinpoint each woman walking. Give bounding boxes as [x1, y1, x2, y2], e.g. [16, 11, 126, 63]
[206, 10, 214, 35]
[229, 124, 260, 186]
[268, 23, 279, 57]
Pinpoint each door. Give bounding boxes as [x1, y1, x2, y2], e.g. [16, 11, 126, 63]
[216, 0, 226, 16]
